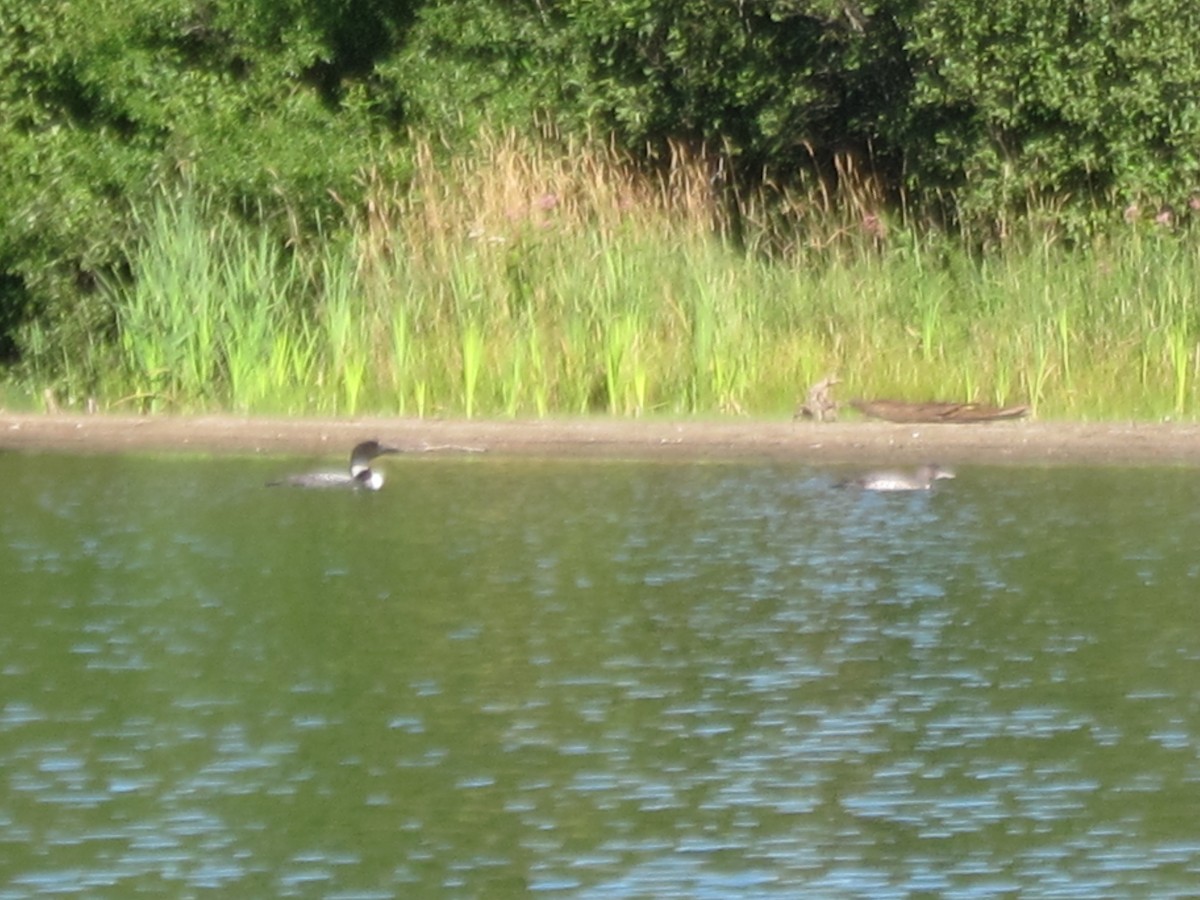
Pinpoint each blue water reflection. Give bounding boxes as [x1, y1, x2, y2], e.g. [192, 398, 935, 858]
[2, 452, 1200, 897]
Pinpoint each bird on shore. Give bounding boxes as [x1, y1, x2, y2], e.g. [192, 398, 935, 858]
[840, 463, 956, 492]
[268, 440, 401, 490]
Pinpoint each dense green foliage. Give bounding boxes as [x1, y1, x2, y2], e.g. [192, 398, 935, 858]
[903, 0, 1200, 235]
[0, 0, 390, 356]
[3, 0, 1200, 416]
[393, 0, 1200, 226]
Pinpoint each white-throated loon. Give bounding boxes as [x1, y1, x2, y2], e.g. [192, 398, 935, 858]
[269, 440, 401, 490]
[841, 463, 956, 492]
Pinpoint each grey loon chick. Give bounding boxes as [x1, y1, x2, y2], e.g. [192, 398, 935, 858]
[842, 463, 955, 492]
[269, 440, 401, 491]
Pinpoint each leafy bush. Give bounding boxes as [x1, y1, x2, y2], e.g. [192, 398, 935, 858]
[0, 0, 384, 371]
[901, 0, 1200, 235]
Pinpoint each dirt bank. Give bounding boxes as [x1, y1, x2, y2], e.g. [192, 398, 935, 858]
[3, 412, 1200, 466]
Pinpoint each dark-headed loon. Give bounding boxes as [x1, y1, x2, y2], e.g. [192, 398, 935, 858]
[269, 440, 401, 490]
[841, 463, 956, 492]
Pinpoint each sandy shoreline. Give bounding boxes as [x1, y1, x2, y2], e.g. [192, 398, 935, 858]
[3, 412, 1200, 466]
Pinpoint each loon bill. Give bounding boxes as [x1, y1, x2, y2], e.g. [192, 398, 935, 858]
[269, 440, 401, 491]
[841, 463, 956, 492]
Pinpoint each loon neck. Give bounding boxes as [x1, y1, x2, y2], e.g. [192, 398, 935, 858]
[354, 468, 384, 490]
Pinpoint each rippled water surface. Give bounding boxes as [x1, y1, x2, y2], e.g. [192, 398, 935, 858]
[3, 450, 1200, 897]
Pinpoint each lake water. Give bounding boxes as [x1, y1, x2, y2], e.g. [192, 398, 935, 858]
[2, 449, 1200, 897]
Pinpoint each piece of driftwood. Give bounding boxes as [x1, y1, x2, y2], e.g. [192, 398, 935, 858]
[794, 374, 840, 422]
[850, 399, 1030, 423]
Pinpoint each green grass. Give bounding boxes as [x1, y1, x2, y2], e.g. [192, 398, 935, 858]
[17, 133, 1200, 420]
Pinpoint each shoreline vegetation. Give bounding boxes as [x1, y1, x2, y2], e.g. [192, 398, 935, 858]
[7, 5, 1200, 429]
[13, 132, 1200, 422]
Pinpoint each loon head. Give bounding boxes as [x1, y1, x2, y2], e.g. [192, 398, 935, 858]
[348, 440, 401, 489]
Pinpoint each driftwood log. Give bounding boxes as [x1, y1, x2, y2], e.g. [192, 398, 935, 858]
[850, 399, 1030, 424]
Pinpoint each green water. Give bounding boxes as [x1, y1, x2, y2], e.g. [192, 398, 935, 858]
[2, 451, 1199, 897]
